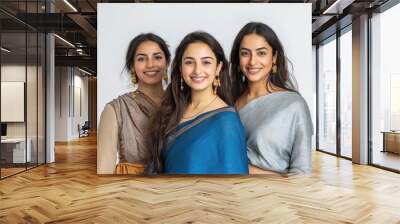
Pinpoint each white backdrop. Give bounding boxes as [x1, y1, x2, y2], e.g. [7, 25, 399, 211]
[97, 3, 313, 126]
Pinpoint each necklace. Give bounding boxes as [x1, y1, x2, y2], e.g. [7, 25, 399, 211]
[182, 96, 218, 120]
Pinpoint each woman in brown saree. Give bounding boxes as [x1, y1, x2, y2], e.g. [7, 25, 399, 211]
[97, 33, 171, 174]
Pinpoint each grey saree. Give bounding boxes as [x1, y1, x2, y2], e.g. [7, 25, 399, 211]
[238, 91, 313, 174]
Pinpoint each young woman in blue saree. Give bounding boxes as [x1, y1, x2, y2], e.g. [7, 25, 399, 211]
[146, 32, 248, 174]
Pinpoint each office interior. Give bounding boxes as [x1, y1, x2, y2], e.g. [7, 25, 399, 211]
[0, 0, 399, 177]
[0, 0, 399, 222]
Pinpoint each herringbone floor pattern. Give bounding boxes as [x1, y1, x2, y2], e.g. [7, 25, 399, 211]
[1, 135, 400, 223]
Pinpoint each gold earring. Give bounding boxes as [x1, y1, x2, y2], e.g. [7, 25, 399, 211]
[238, 65, 246, 81]
[180, 77, 184, 91]
[163, 71, 168, 83]
[216, 75, 221, 87]
[272, 63, 277, 74]
[131, 70, 137, 84]
[213, 75, 221, 95]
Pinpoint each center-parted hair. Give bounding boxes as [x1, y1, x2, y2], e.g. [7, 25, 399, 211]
[145, 31, 232, 174]
[230, 22, 298, 102]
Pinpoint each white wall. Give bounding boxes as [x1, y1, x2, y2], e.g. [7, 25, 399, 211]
[72, 73, 89, 138]
[55, 67, 89, 141]
[97, 3, 314, 129]
[55, 67, 68, 141]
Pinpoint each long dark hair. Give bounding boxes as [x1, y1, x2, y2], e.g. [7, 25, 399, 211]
[145, 31, 232, 174]
[124, 33, 171, 77]
[230, 22, 298, 102]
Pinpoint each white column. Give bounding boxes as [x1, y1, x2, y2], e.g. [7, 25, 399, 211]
[46, 32, 55, 163]
[352, 14, 369, 164]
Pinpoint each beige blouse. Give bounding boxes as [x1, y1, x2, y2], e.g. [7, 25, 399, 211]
[97, 91, 157, 174]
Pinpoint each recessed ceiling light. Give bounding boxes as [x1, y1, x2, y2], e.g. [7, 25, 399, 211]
[54, 34, 75, 48]
[1, 47, 11, 53]
[322, 0, 354, 15]
[63, 0, 78, 12]
[77, 67, 93, 76]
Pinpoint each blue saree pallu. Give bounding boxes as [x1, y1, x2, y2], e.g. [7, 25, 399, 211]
[163, 107, 249, 174]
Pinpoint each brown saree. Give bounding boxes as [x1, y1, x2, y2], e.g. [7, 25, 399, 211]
[108, 90, 157, 174]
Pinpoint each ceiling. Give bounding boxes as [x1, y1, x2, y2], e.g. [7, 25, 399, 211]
[0, 0, 392, 75]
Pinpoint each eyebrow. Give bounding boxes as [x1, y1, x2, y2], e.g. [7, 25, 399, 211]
[135, 52, 163, 57]
[240, 47, 268, 51]
[183, 56, 215, 60]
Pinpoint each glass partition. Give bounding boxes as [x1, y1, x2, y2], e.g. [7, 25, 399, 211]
[0, 1, 46, 179]
[1, 31, 28, 178]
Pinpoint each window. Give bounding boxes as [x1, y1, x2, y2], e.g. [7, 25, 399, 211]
[340, 29, 352, 158]
[370, 3, 400, 171]
[318, 36, 337, 155]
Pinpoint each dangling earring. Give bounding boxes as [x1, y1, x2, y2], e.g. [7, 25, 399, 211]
[131, 70, 137, 85]
[241, 72, 246, 82]
[163, 71, 168, 83]
[180, 77, 184, 91]
[238, 65, 245, 82]
[272, 63, 277, 74]
[213, 75, 221, 95]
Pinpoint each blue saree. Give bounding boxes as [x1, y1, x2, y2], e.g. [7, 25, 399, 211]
[163, 107, 249, 174]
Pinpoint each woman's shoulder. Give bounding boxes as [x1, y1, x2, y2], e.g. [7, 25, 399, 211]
[285, 92, 309, 112]
[211, 107, 245, 137]
[212, 107, 242, 125]
[283, 93, 312, 125]
[106, 92, 135, 107]
[99, 103, 117, 125]
[110, 92, 133, 103]
[271, 91, 308, 110]
[283, 91, 307, 104]
[213, 106, 238, 116]
[203, 98, 238, 121]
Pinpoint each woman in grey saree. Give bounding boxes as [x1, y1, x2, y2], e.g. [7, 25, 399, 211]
[230, 22, 313, 174]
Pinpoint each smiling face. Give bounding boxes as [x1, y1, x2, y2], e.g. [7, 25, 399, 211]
[239, 33, 277, 84]
[181, 42, 222, 93]
[133, 41, 168, 85]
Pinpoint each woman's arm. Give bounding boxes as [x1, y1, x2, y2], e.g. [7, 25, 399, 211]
[288, 101, 313, 174]
[97, 104, 118, 174]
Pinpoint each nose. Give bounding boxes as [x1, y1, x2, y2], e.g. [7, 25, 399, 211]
[194, 63, 202, 75]
[249, 54, 256, 66]
[146, 58, 154, 68]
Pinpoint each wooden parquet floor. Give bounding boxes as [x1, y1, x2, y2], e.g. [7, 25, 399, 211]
[1, 135, 400, 224]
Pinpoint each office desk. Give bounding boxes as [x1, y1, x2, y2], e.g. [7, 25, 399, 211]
[382, 131, 400, 154]
[1, 138, 31, 163]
